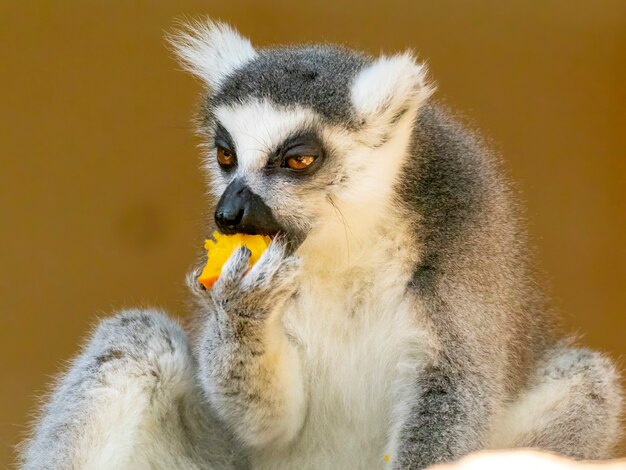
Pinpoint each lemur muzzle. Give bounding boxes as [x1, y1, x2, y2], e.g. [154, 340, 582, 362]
[215, 178, 281, 236]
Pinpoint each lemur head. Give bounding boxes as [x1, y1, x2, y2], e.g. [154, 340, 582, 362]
[171, 20, 433, 251]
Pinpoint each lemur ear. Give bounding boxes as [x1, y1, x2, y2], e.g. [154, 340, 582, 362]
[168, 19, 257, 90]
[351, 52, 433, 132]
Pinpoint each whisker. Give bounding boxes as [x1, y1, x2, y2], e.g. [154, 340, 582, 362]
[327, 194, 352, 264]
[261, 119, 274, 151]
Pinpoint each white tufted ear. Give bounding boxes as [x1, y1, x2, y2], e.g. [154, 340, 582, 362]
[169, 19, 258, 90]
[351, 52, 434, 131]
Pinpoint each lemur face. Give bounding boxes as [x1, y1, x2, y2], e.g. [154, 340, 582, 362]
[205, 93, 347, 243]
[172, 21, 433, 246]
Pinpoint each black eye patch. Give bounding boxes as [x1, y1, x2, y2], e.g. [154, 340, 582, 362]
[214, 123, 235, 151]
[266, 131, 324, 169]
[283, 142, 320, 159]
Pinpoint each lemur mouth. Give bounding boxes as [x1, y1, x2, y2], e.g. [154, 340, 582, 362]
[229, 225, 282, 238]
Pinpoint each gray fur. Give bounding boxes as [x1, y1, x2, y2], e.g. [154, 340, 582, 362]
[212, 45, 370, 126]
[20, 310, 246, 469]
[509, 344, 623, 459]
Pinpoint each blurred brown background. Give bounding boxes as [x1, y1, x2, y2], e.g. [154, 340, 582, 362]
[1, 1, 624, 467]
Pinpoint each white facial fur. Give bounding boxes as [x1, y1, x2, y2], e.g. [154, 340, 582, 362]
[172, 21, 434, 258]
[205, 85, 429, 270]
[204, 102, 381, 251]
[212, 100, 318, 182]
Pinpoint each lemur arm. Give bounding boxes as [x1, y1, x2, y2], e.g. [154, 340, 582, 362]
[20, 310, 241, 470]
[392, 353, 494, 470]
[189, 240, 306, 449]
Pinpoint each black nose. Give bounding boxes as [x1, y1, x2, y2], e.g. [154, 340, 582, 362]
[214, 179, 282, 236]
[215, 204, 244, 229]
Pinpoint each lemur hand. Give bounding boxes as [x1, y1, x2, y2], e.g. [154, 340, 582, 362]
[189, 237, 306, 447]
[189, 236, 301, 321]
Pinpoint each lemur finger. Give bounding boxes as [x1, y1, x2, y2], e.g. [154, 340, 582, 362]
[243, 240, 301, 301]
[243, 239, 288, 288]
[265, 254, 302, 298]
[212, 246, 252, 299]
[185, 264, 206, 296]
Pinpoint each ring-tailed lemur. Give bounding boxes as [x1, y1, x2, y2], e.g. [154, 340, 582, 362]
[21, 20, 622, 470]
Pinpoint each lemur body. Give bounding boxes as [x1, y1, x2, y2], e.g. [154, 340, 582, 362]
[21, 21, 622, 470]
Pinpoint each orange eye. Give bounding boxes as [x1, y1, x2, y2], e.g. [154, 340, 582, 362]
[285, 155, 315, 171]
[217, 146, 236, 168]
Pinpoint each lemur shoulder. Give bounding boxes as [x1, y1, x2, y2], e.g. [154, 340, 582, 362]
[21, 20, 622, 470]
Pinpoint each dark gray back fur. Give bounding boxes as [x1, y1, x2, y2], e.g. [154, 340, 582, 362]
[402, 104, 556, 390]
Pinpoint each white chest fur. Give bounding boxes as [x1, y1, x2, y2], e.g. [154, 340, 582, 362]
[251, 235, 433, 469]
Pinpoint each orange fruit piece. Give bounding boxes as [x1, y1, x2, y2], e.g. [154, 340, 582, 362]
[197, 232, 271, 289]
